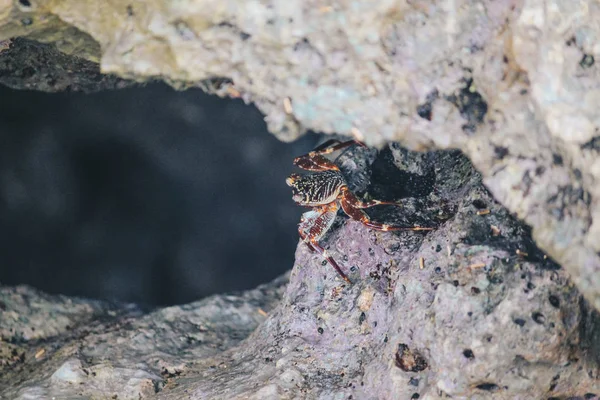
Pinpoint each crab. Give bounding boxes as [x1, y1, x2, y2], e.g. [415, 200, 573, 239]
[286, 139, 433, 284]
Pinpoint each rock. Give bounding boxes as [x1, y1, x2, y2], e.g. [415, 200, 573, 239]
[0, 0, 597, 312]
[0, 0, 599, 398]
[0, 38, 133, 92]
[0, 273, 288, 399]
[1, 146, 598, 399]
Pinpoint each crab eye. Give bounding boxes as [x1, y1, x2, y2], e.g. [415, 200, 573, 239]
[286, 173, 300, 187]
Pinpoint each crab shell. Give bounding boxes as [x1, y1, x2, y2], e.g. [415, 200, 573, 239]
[286, 170, 346, 206]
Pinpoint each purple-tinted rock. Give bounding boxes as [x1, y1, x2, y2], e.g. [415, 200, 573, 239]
[0, 146, 588, 399]
[156, 147, 599, 399]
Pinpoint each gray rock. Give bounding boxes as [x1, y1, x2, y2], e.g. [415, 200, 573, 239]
[1, 147, 598, 399]
[0, 0, 599, 397]
[0, 38, 133, 92]
[0, 273, 287, 399]
[0, 0, 597, 312]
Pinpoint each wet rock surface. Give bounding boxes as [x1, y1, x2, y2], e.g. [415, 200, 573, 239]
[1, 146, 598, 399]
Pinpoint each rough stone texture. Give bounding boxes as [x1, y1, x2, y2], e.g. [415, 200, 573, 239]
[1, 146, 598, 399]
[0, 38, 134, 92]
[0, 273, 288, 399]
[0, 0, 597, 313]
[1, 0, 600, 398]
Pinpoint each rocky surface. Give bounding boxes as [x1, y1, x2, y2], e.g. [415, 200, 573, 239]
[0, 0, 599, 398]
[1, 145, 598, 399]
[0, 0, 598, 313]
[0, 38, 133, 92]
[0, 273, 288, 399]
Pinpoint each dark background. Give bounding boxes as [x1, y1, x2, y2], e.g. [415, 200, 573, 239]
[0, 82, 319, 306]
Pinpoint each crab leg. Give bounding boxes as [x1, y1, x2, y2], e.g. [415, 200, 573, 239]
[293, 139, 366, 172]
[352, 198, 402, 208]
[311, 242, 352, 284]
[298, 204, 352, 284]
[293, 153, 340, 172]
[311, 139, 344, 152]
[311, 139, 366, 155]
[299, 230, 351, 284]
[340, 188, 433, 232]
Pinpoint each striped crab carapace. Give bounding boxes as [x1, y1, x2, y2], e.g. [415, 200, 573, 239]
[287, 139, 433, 284]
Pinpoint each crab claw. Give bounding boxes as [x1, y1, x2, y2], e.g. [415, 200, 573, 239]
[286, 173, 301, 187]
